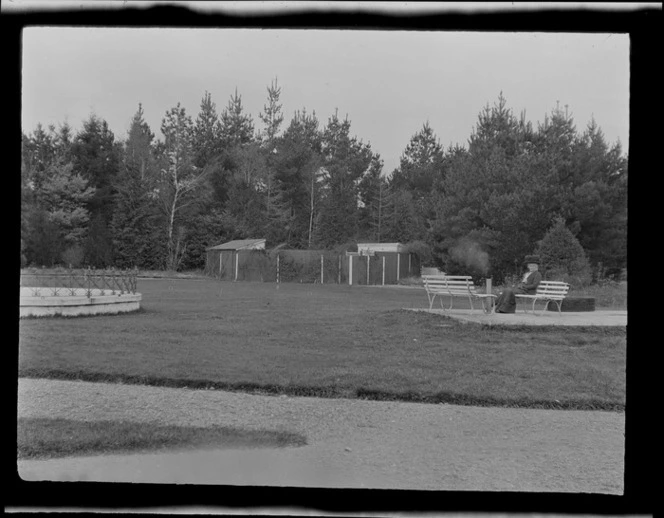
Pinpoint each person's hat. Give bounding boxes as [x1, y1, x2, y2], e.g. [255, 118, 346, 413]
[523, 255, 540, 265]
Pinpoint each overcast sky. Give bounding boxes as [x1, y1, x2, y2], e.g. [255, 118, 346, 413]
[21, 27, 629, 174]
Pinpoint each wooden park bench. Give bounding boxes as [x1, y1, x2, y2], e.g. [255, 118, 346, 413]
[514, 280, 570, 315]
[422, 275, 496, 314]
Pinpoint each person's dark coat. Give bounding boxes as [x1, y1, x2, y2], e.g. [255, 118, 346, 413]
[494, 270, 542, 313]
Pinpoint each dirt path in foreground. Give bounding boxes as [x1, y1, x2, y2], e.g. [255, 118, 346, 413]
[16, 378, 624, 492]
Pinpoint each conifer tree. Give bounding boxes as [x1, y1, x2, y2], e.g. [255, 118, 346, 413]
[219, 88, 255, 148]
[314, 110, 373, 248]
[193, 91, 222, 168]
[536, 216, 592, 286]
[259, 77, 284, 145]
[391, 121, 445, 197]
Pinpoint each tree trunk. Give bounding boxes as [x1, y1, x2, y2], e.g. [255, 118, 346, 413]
[308, 173, 315, 248]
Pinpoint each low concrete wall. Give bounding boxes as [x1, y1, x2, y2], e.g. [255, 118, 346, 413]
[19, 288, 142, 318]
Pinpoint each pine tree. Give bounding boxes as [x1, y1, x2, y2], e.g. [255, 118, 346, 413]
[111, 105, 165, 269]
[358, 154, 388, 241]
[271, 108, 323, 248]
[125, 103, 156, 181]
[193, 91, 222, 168]
[536, 216, 592, 286]
[70, 114, 121, 265]
[219, 88, 255, 148]
[391, 121, 445, 197]
[259, 77, 284, 145]
[314, 110, 373, 248]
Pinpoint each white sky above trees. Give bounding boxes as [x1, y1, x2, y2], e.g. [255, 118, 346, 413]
[21, 26, 629, 175]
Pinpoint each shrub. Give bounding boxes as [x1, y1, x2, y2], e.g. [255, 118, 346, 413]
[536, 217, 592, 288]
[61, 246, 85, 268]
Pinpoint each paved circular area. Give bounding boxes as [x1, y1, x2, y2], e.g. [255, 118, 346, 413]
[17, 378, 624, 492]
[405, 308, 627, 327]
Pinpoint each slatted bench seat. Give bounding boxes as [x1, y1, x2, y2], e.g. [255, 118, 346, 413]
[422, 275, 496, 314]
[514, 280, 570, 314]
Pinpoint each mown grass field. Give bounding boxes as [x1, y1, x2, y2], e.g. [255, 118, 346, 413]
[18, 278, 626, 410]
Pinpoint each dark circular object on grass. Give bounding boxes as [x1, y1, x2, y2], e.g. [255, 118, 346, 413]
[547, 297, 596, 312]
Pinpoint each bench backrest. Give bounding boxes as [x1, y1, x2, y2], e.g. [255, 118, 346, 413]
[422, 275, 478, 295]
[535, 280, 570, 299]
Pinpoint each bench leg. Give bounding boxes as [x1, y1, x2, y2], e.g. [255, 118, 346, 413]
[481, 297, 496, 314]
[551, 299, 562, 314]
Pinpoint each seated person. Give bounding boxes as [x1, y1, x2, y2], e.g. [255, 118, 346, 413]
[494, 255, 542, 314]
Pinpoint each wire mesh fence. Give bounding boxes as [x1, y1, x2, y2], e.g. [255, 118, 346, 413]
[20, 267, 139, 297]
[204, 249, 419, 285]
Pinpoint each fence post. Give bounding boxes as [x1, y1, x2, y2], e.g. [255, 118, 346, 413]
[234, 252, 239, 282]
[219, 253, 222, 279]
[366, 254, 370, 285]
[408, 253, 411, 276]
[338, 255, 341, 284]
[320, 255, 324, 284]
[276, 253, 280, 287]
[397, 253, 401, 282]
[382, 256, 386, 286]
[348, 255, 353, 286]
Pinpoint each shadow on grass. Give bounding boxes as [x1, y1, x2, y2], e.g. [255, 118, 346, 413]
[18, 368, 624, 411]
[17, 417, 307, 460]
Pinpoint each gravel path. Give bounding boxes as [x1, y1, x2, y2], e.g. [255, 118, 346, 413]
[16, 378, 625, 492]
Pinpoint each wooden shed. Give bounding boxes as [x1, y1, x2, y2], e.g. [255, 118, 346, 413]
[204, 239, 267, 280]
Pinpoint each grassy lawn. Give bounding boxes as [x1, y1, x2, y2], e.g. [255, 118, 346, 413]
[17, 417, 307, 460]
[18, 279, 626, 410]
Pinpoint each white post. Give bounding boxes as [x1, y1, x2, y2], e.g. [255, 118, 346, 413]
[382, 256, 386, 286]
[397, 253, 401, 282]
[320, 255, 324, 284]
[366, 253, 370, 285]
[348, 255, 353, 286]
[235, 252, 239, 281]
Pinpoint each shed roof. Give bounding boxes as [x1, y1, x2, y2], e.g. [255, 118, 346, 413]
[207, 239, 266, 251]
[357, 242, 406, 252]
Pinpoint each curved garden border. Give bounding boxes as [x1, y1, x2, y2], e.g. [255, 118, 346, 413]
[20, 268, 141, 318]
[20, 287, 142, 318]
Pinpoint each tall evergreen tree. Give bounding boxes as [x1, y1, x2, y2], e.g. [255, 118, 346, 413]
[391, 121, 445, 197]
[272, 108, 323, 248]
[255, 79, 290, 246]
[219, 88, 255, 148]
[314, 110, 373, 248]
[259, 77, 284, 145]
[70, 114, 121, 266]
[193, 91, 222, 168]
[125, 103, 156, 181]
[565, 117, 628, 269]
[431, 94, 543, 279]
[111, 104, 166, 269]
[358, 154, 388, 241]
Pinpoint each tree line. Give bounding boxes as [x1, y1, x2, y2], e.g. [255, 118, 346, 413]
[21, 81, 627, 283]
